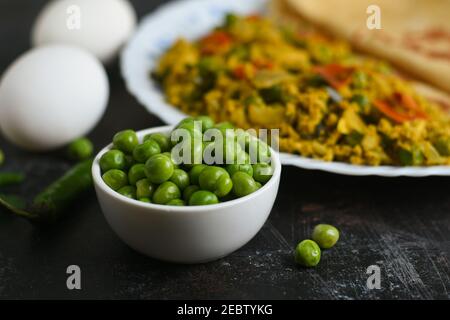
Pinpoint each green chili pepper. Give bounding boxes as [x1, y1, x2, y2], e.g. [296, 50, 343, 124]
[0, 149, 4, 166]
[0, 159, 93, 223]
[0, 194, 26, 210]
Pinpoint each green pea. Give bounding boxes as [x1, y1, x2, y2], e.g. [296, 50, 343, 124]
[117, 186, 137, 199]
[236, 150, 251, 164]
[113, 129, 138, 154]
[248, 140, 271, 163]
[183, 185, 200, 202]
[144, 133, 171, 152]
[252, 163, 273, 184]
[136, 178, 155, 199]
[102, 169, 128, 191]
[226, 163, 253, 177]
[189, 164, 207, 185]
[198, 166, 233, 197]
[312, 224, 340, 249]
[152, 181, 181, 205]
[124, 154, 135, 170]
[0, 148, 4, 166]
[133, 139, 161, 163]
[161, 152, 179, 168]
[189, 190, 219, 206]
[170, 169, 190, 191]
[255, 181, 262, 189]
[100, 150, 126, 172]
[294, 240, 321, 267]
[231, 171, 258, 198]
[173, 120, 202, 144]
[224, 139, 242, 164]
[145, 154, 174, 184]
[67, 137, 93, 161]
[139, 197, 151, 203]
[204, 136, 241, 165]
[202, 141, 215, 163]
[128, 164, 146, 185]
[166, 199, 185, 206]
[214, 122, 234, 134]
[195, 115, 215, 132]
[175, 117, 195, 128]
[176, 136, 203, 167]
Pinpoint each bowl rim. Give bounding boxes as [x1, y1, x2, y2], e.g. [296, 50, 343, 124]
[92, 125, 282, 213]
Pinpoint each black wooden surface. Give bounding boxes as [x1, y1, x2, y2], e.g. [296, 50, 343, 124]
[0, 0, 448, 300]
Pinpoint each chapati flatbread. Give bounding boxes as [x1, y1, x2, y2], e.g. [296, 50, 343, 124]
[281, 0, 450, 94]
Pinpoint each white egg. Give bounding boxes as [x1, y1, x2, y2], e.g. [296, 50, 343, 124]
[0, 45, 109, 151]
[32, 0, 137, 64]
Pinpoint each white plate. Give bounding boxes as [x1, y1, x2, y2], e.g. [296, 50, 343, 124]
[120, 0, 450, 177]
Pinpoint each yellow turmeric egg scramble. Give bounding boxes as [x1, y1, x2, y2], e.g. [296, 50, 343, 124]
[153, 14, 450, 166]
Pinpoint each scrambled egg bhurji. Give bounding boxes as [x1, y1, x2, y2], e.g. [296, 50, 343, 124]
[153, 14, 450, 166]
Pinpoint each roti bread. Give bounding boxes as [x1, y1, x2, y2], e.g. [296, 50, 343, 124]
[271, 0, 450, 94]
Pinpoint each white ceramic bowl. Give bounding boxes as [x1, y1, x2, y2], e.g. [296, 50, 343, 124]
[92, 125, 281, 263]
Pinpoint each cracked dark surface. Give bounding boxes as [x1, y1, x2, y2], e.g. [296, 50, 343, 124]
[0, 0, 448, 300]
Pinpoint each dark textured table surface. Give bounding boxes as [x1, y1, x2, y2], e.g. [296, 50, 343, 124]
[0, 0, 449, 300]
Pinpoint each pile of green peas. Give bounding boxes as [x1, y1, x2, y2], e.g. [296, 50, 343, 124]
[100, 116, 274, 206]
[294, 224, 340, 267]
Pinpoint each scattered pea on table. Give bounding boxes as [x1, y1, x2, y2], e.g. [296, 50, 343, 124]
[312, 224, 340, 249]
[294, 240, 321, 267]
[294, 224, 340, 267]
[67, 138, 93, 161]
